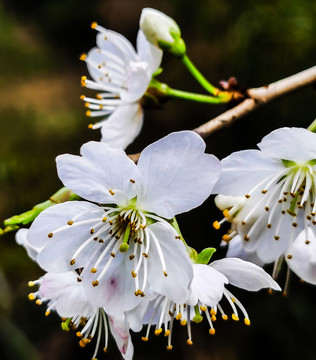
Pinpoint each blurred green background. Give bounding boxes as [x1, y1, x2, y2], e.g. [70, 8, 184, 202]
[0, 0, 315, 359]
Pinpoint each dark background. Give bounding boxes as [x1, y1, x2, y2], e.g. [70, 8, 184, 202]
[0, 0, 316, 359]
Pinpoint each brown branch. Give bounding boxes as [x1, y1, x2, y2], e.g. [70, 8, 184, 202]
[194, 65, 316, 138]
[129, 65, 316, 161]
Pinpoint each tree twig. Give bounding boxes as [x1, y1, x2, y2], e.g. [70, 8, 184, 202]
[129, 65, 316, 161]
[194, 65, 316, 138]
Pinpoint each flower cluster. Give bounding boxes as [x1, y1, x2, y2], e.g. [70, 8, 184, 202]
[213, 127, 316, 288]
[6, 6, 314, 360]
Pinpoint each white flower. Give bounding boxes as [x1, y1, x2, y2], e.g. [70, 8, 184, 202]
[28, 131, 221, 315]
[139, 258, 280, 349]
[81, 23, 162, 149]
[16, 228, 42, 261]
[28, 270, 133, 360]
[140, 8, 181, 48]
[213, 127, 316, 263]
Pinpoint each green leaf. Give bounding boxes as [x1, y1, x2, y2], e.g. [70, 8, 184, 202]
[196, 248, 216, 264]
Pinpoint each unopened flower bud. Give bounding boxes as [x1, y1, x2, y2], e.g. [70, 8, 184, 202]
[140, 8, 186, 57]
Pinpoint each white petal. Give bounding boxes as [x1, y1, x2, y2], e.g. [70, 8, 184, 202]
[258, 127, 316, 162]
[82, 250, 142, 316]
[15, 228, 41, 261]
[137, 131, 221, 218]
[56, 141, 139, 204]
[136, 30, 162, 73]
[100, 103, 143, 150]
[147, 222, 193, 303]
[187, 264, 227, 306]
[213, 149, 282, 195]
[28, 201, 104, 272]
[120, 61, 151, 102]
[210, 258, 281, 291]
[108, 315, 134, 360]
[286, 228, 316, 284]
[225, 235, 265, 267]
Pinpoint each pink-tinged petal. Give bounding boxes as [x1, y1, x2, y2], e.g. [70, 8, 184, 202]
[100, 103, 143, 150]
[56, 141, 140, 204]
[108, 315, 134, 360]
[213, 149, 282, 196]
[258, 127, 316, 162]
[82, 251, 142, 316]
[137, 131, 221, 218]
[187, 264, 227, 306]
[210, 258, 281, 291]
[136, 30, 162, 73]
[147, 222, 193, 303]
[286, 228, 316, 284]
[15, 228, 41, 261]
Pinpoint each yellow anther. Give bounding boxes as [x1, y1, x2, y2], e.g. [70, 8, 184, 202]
[180, 320, 187, 326]
[81, 76, 87, 86]
[70, 259, 75, 265]
[211, 315, 216, 322]
[103, 347, 108, 353]
[28, 293, 35, 301]
[92, 280, 99, 287]
[187, 339, 193, 346]
[102, 217, 107, 222]
[163, 271, 168, 277]
[268, 288, 273, 295]
[223, 209, 230, 218]
[48, 233, 53, 238]
[67, 220, 74, 225]
[79, 53, 87, 61]
[154, 328, 162, 336]
[213, 221, 220, 230]
[231, 297, 236, 303]
[232, 314, 239, 321]
[166, 345, 173, 351]
[76, 331, 83, 338]
[244, 318, 251, 326]
[109, 189, 115, 195]
[91, 21, 98, 29]
[131, 270, 137, 278]
[86, 110, 91, 117]
[222, 314, 228, 320]
[210, 309, 216, 316]
[85, 102, 90, 108]
[200, 305, 207, 312]
[96, 93, 102, 99]
[35, 299, 42, 305]
[80, 95, 85, 100]
[91, 268, 97, 273]
[141, 337, 148, 342]
[164, 330, 170, 337]
[45, 310, 50, 316]
[88, 123, 94, 129]
[79, 338, 90, 348]
[28, 281, 35, 287]
[222, 234, 232, 243]
[176, 313, 182, 320]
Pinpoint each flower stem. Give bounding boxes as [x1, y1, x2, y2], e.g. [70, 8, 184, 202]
[165, 87, 231, 104]
[307, 118, 316, 133]
[182, 54, 220, 96]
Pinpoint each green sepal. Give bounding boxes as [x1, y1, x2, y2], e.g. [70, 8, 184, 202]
[152, 67, 163, 77]
[308, 159, 316, 166]
[282, 159, 296, 168]
[157, 30, 186, 58]
[196, 248, 216, 265]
